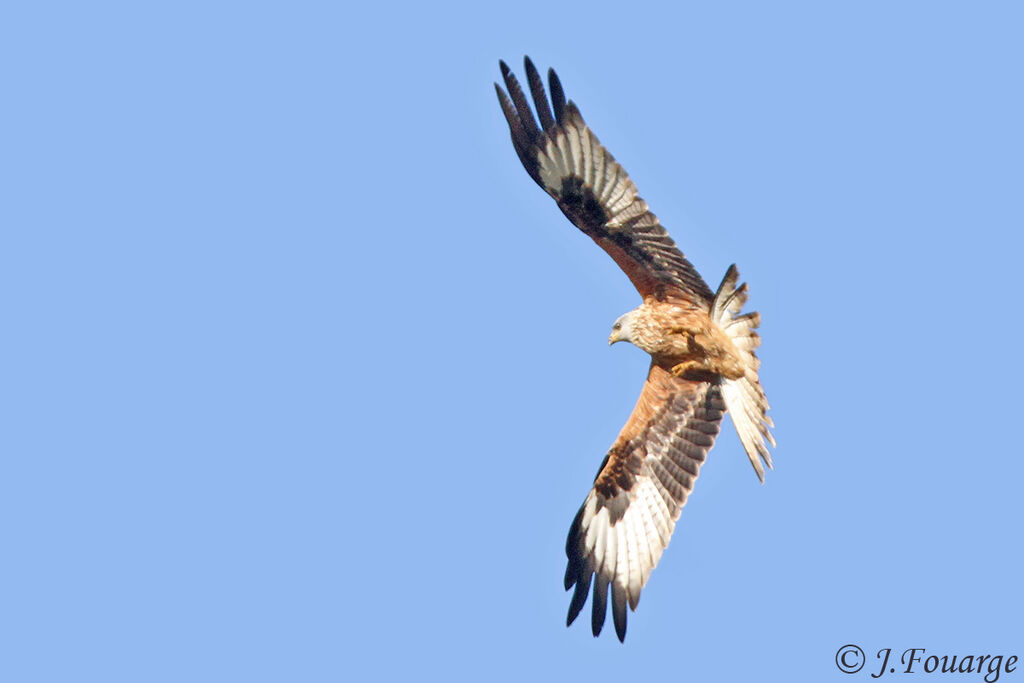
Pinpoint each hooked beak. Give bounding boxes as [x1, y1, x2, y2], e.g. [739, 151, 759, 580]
[609, 333, 622, 346]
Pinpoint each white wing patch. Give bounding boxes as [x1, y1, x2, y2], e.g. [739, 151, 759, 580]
[575, 475, 677, 615]
[536, 112, 642, 226]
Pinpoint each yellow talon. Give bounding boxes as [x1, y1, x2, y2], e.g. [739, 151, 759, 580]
[671, 360, 701, 377]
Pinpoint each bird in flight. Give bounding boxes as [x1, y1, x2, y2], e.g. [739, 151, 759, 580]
[495, 57, 775, 642]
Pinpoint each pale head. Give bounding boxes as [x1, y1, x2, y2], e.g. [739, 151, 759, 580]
[608, 309, 641, 346]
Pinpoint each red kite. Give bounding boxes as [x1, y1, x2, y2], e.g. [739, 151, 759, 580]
[495, 58, 775, 641]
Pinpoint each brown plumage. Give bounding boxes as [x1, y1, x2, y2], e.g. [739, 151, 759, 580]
[496, 57, 775, 642]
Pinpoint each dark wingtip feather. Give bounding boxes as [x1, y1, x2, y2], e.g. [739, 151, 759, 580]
[565, 505, 585, 553]
[496, 61, 544, 185]
[564, 504, 590, 624]
[548, 67, 566, 123]
[500, 60, 540, 141]
[523, 56, 555, 131]
[591, 575, 609, 637]
[566, 569, 591, 626]
[612, 583, 628, 642]
[494, 82, 512, 113]
[494, 83, 524, 146]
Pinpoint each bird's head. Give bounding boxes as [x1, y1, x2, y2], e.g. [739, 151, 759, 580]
[609, 310, 639, 346]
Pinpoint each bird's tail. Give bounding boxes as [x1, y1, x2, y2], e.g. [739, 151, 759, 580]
[711, 265, 775, 482]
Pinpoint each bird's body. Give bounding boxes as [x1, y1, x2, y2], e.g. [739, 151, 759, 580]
[495, 57, 775, 642]
[613, 299, 748, 380]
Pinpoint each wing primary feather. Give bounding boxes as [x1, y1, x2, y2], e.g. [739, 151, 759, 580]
[494, 84, 523, 142]
[591, 574, 609, 637]
[615, 521, 630, 615]
[627, 505, 647, 607]
[580, 118, 596, 188]
[548, 67, 566, 124]
[612, 580, 628, 642]
[565, 116, 584, 179]
[564, 504, 586, 589]
[566, 568, 591, 626]
[494, 82, 543, 185]
[500, 61, 540, 142]
[523, 56, 555, 131]
[603, 509, 618, 577]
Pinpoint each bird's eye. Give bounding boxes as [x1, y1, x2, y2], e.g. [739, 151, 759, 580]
[613, 322, 621, 330]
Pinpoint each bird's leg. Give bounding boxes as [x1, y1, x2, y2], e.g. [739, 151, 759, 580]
[670, 359, 705, 377]
[669, 331, 706, 377]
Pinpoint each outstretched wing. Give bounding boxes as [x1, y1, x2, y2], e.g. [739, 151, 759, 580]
[495, 57, 714, 305]
[564, 364, 725, 641]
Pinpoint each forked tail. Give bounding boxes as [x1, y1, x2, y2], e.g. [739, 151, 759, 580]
[711, 265, 775, 481]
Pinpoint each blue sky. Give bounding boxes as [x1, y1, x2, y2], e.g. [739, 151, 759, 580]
[3, 1, 1022, 680]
